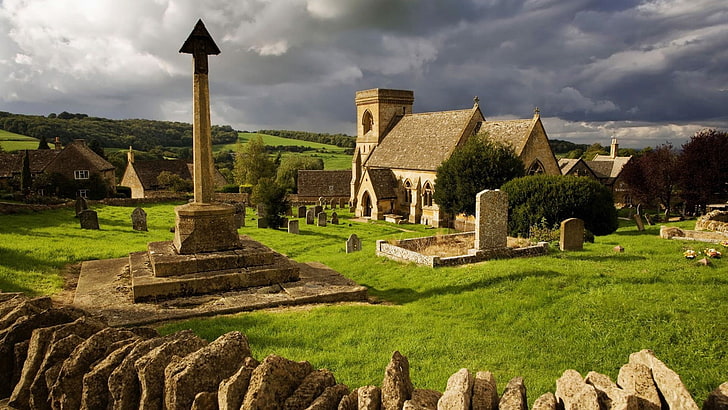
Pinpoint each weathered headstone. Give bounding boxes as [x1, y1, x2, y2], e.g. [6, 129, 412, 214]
[74, 197, 89, 217]
[314, 205, 323, 215]
[234, 203, 246, 228]
[331, 212, 339, 225]
[330, 199, 336, 209]
[473, 189, 508, 250]
[318, 197, 326, 207]
[256, 204, 265, 218]
[306, 209, 315, 225]
[257, 218, 268, 229]
[633, 214, 645, 231]
[339, 198, 347, 208]
[317, 212, 327, 227]
[131, 207, 148, 231]
[560, 218, 585, 251]
[346, 234, 362, 253]
[297, 205, 307, 218]
[288, 220, 299, 234]
[79, 210, 100, 230]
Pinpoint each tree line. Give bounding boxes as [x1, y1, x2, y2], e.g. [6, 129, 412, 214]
[0, 111, 238, 151]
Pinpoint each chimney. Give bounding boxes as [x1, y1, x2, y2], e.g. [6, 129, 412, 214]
[54, 137, 62, 150]
[127, 146, 135, 163]
[610, 137, 619, 159]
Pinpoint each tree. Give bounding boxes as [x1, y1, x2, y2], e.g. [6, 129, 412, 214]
[37, 135, 50, 150]
[620, 143, 679, 216]
[156, 171, 193, 192]
[275, 156, 324, 193]
[250, 177, 289, 229]
[581, 143, 608, 160]
[502, 175, 618, 237]
[88, 139, 106, 159]
[233, 135, 275, 186]
[678, 129, 728, 211]
[20, 150, 32, 194]
[433, 134, 524, 216]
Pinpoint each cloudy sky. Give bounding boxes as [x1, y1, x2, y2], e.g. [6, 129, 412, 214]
[0, 0, 726, 147]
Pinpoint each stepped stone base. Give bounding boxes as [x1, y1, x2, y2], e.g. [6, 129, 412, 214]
[132, 236, 299, 302]
[173, 203, 241, 254]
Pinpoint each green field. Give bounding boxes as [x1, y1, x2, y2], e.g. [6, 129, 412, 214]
[214, 132, 352, 170]
[1, 203, 726, 402]
[0, 129, 38, 151]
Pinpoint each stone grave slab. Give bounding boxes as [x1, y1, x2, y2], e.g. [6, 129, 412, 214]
[131, 207, 148, 231]
[560, 218, 584, 251]
[79, 210, 99, 230]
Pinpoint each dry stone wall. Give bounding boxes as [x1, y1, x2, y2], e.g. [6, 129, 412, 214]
[696, 210, 728, 234]
[1, 294, 727, 410]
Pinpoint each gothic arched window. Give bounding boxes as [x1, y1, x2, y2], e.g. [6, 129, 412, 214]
[362, 110, 374, 134]
[527, 160, 545, 175]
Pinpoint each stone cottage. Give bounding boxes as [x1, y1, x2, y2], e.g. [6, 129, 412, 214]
[0, 139, 115, 198]
[350, 88, 560, 227]
[120, 148, 227, 198]
[559, 138, 633, 205]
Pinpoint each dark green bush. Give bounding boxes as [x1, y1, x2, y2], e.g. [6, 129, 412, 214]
[502, 175, 618, 237]
[219, 184, 241, 193]
[116, 186, 131, 198]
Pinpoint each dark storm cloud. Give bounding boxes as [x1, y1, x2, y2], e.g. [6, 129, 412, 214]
[0, 0, 726, 147]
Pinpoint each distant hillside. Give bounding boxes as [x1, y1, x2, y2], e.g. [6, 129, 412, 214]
[258, 129, 356, 148]
[0, 111, 237, 151]
[549, 139, 590, 156]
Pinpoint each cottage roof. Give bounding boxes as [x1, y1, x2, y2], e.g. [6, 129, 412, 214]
[365, 108, 477, 171]
[590, 155, 632, 178]
[130, 160, 193, 190]
[297, 170, 351, 197]
[476, 119, 534, 155]
[128, 159, 227, 190]
[0, 150, 61, 178]
[367, 168, 398, 199]
[558, 158, 581, 175]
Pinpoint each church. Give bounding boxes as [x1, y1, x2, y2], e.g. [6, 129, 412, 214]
[350, 88, 560, 228]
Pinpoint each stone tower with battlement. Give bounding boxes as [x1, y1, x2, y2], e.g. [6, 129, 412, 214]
[351, 88, 414, 203]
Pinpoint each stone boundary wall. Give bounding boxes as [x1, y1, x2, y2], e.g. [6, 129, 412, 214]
[1, 295, 726, 410]
[100, 192, 248, 207]
[0, 201, 73, 214]
[696, 210, 728, 234]
[376, 233, 549, 267]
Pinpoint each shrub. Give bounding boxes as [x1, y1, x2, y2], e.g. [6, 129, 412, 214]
[502, 175, 618, 237]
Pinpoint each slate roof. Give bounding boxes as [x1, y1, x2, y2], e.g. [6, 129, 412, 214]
[476, 119, 534, 155]
[128, 159, 227, 190]
[367, 168, 398, 199]
[586, 155, 632, 185]
[0, 150, 62, 178]
[558, 158, 581, 175]
[365, 108, 477, 171]
[297, 170, 351, 197]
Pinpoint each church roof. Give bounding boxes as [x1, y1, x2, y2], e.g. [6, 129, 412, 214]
[476, 119, 534, 155]
[367, 168, 398, 199]
[365, 108, 476, 171]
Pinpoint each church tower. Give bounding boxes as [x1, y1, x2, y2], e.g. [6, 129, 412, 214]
[350, 88, 414, 202]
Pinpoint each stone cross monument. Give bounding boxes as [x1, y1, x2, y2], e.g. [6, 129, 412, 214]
[174, 19, 240, 254]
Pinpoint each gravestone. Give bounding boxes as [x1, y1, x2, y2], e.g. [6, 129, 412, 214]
[79, 209, 100, 230]
[339, 198, 347, 208]
[306, 209, 316, 225]
[285, 206, 292, 217]
[317, 212, 327, 227]
[331, 212, 339, 225]
[346, 234, 362, 253]
[330, 199, 336, 209]
[297, 205, 307, 218]
[257, 218, 268, 229]
[256, 204, 265, 218]
[559, 218, 584, 251]
[319, 197, 326, 207]
[234, 203, 246, 228]
[314, 205, 323, 215]
[633, 214, 645, 231]
[131, 207, 148, 231]
[288, 219, 299, 234]
[473, 189, 508, 250]
[74, 197, 89, 217]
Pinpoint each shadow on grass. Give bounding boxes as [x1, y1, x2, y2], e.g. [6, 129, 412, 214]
[365, 269, 563, 304]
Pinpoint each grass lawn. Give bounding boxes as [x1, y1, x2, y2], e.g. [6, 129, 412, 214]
[214, 132, 352, 170]
[0, 129, 38, 151]
[1, 204, 726, 402]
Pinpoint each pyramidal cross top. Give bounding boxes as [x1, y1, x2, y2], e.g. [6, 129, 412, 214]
[173, 20, 240, 254]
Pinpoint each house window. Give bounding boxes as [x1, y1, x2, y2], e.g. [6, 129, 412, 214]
[78, 189, 88, 198]
[74, 170, 90, 180]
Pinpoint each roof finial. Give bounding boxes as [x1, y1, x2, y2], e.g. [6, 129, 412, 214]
[534, 106, 540, 115]
[473, 96, 479, 107]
